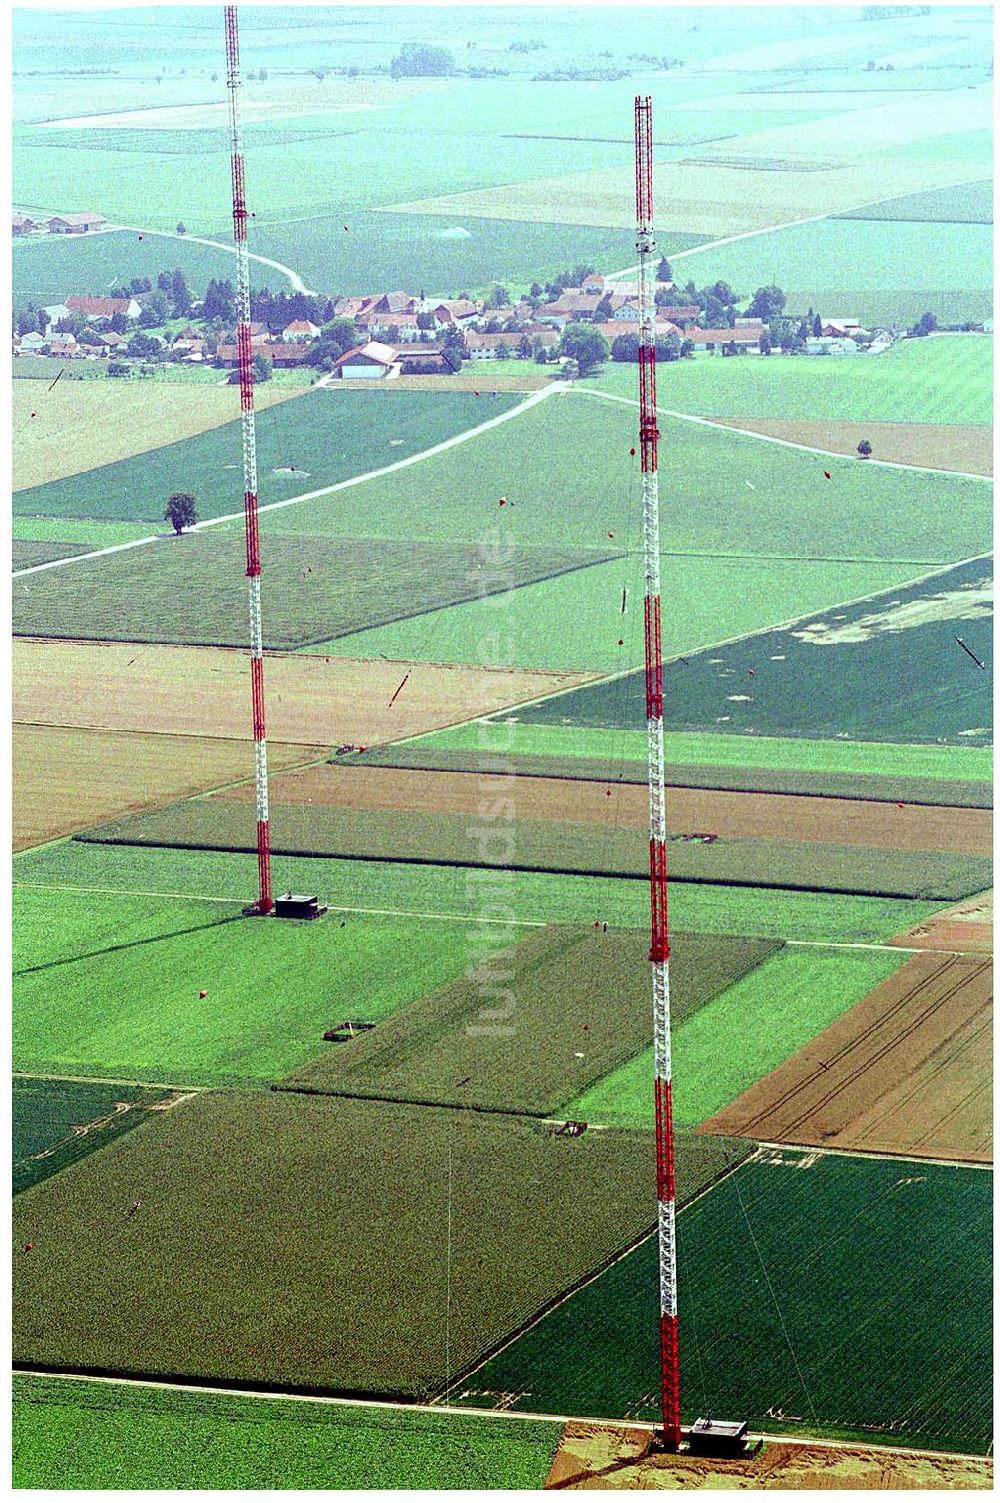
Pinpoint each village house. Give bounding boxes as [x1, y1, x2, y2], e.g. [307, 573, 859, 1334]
[17, 331, 46, 352]
[396, 346, 453, 375]
[820, 318, 862, 338]
[370, 292, 417, 316]
[581, 272, 605, 293]
[42, 304, 71, 328]
[334, 341, 397, 378]
[281, 319, 320, 343]
[593, 319, 683, 344]
[44, 335, 82, 358]
[47, 212, 107, 234]
[12, 212, 39, 235]
[805, 335, 858, 356]
[684, 323, 767, 352]
[656, 304, 699, 325]
[218, 339, 314, 370]
[330, 295, 376, 321]
[465, 331, 526, 360]
[363, 312, 426, 343]
[65, 294, 141, 322]
[537, 292, 605, 325]
[430, 299, 480, 327]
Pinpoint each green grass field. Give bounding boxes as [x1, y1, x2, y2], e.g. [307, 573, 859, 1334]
[673, 218, 993, 328]
[254, 210, 677, 300]
[516, 559, 993, 747]
[14, 388, 518, 523]
[340, 742, 992, 808]
[281, 927, 782, 1115]
[585, 335, 994, 425]
[12, 516, 159, 551]
[12, 886, 510, 1084]
[414, 721, 994, 785]
[835, 178, 992, 224]
[13, 1076, 172, 1195]
[78, 800, 991, 901]
[463, 1153, 992, 1454]
[316, 554, 922, 673]
[568, 946, 908, 1129]
[14, 841, 942, 946]
[12, 540, 91, 569]
[12, 533, 614, 648]
[266, 392, 990, 560]
[12, 1091, 657, 1397]
[12, 228, 242, 309]
[12, 1376, 562, 1490]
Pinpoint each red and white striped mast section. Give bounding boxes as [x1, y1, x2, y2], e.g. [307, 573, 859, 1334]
[635, 94, 681, 1452]
[224, 4, 272, 914]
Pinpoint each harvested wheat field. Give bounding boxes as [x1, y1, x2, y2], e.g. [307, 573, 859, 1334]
[13, 724, 322, 852]
[212, 763, 992, 857]
[12, 640, 594, 747]
[888, 890, 993, 954]
[701, 953, 992, 1163]
[714, 420, 993, 477]
[544, 1421, 993, 1489]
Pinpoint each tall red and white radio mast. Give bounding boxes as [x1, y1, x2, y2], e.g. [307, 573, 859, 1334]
[224, 4, 272, 914]
[635, 94, 681, 1452]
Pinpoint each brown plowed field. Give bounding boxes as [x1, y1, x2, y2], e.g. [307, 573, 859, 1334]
[701, 953, 992, 1163]
[12, 724, 322, 852]
[714, 419, 993, 476]
[211, 762, 992, 856]
[12, 640, 594, 748]
[544, 1421, 993, 1489]
[889, 890, 993, 953]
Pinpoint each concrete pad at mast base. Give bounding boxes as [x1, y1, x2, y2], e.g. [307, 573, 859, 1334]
[544, 1420, 994, 1488]
[12, 639, 597, 748]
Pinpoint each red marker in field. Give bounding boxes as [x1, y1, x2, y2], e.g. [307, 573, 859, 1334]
[199, 989, 208, 999]
[618, 638, 624, 646]
[824, 470, 831, 479]
[629, 447, 636, 456]
[897, 801, 905, 809]
[23, 1242, 34, 1253]
[608, 531, 615, 538]
[747, 668, 756, 677]
[499, 496, 506, 506]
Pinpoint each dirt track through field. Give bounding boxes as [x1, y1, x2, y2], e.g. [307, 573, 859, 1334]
[700, 953, 992, 1163]
[714, 420, 993, 477]
[12, 640, 595, 747]
[13, 724, 322, 852]
[212, 762, 992, 856]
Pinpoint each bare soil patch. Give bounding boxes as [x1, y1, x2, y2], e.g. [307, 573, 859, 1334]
[213, 763, 992, 856]
[12, 723, 321, 851]
[888, 890, 992, 953]
[12, 640, 594, 748]
[701, 953, 992, 1163]
[714, 419, 993, 477]
[544, 1421, 992, 1488]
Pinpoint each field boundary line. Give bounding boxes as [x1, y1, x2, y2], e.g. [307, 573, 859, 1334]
[11, 383, 567, 579]
[575, 387, 994, 483]
[440, 550, 993, 725]
[601, 176, 994, 282]
[755, 1138, 993, 1173]
[13, 1070, 212, 1092]
[111, 222, 315, 293]
[8, 1368, 991, 1462]
[11, 882, 547, 927]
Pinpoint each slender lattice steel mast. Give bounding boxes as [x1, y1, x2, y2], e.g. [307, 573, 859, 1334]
[636, 94, 681, 1452]
[224, 5, 272, 913]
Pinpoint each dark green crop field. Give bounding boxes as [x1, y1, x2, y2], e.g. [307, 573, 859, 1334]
[13, 388, 517, 523]
[12, 532, 615, 648]
[519, 560, 994, 747]
[12, 1091, 658, 1398]
[12, 1375, 562, 1491]
[281, 926, 782, 1115]
[13, 1076, 171, 1195]
[461, 1151, 994, 1455]
[78, 801, 992, 901]
[335, 743, 993, 809]
[12, 539, 91, 570]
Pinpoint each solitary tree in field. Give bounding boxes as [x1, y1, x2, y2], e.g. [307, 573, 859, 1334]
[252, 351, 273, 384]
[857, 438, 873, 459]
[165, 491, 198, 534]
[558, 321, 609, 375]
